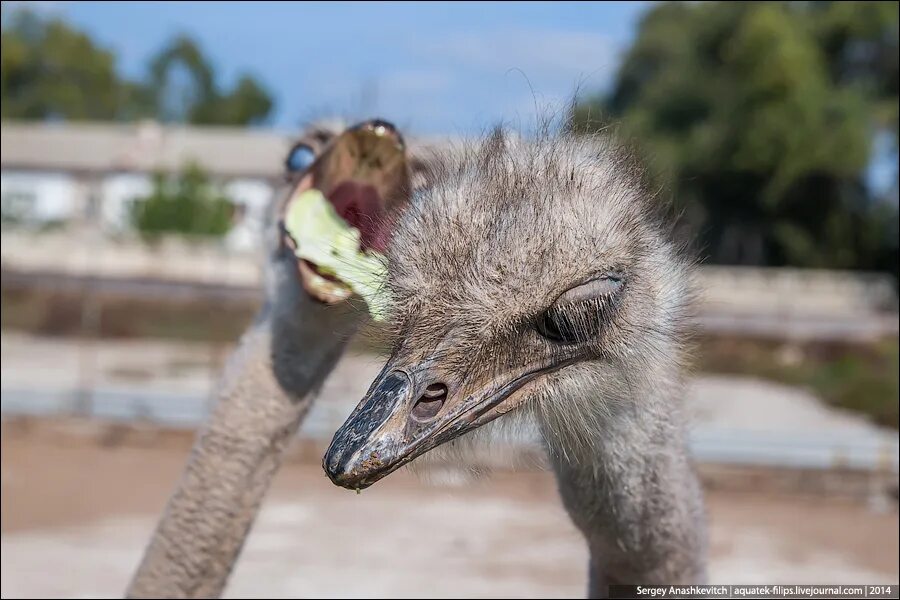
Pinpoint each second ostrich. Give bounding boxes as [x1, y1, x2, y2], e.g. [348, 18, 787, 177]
[324, 129, 707, 596]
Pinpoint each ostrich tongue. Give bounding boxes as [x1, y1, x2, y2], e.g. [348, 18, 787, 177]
[285, 188, 388, 321]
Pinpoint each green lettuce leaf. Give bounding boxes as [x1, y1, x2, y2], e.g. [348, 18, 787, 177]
[285, 188, 388, 320]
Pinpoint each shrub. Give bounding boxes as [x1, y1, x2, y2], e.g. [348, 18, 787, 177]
[130, 162, 234, 238]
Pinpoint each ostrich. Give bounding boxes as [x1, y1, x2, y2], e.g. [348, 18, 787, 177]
[324, 128, 708, 596]
[127, 119, 418, 598]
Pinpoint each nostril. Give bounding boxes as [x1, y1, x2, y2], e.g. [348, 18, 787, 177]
[422, 383, 447, 398]
[411, 383, 448, 422]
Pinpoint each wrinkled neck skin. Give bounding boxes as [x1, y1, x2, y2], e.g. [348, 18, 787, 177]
[265, 249, 363, 399]
[538, 360, 707, 597]
[127, 243, 363, 599]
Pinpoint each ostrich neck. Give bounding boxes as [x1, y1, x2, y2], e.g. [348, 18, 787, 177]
[127, 274, 362, 599]
[540, 367, 707, 593]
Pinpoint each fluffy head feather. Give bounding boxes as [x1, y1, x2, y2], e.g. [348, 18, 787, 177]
[382, 127, 695, 461]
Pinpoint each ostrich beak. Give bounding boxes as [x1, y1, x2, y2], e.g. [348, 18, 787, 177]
[323, 355, 564, 490]
[281, 119, 409, 304]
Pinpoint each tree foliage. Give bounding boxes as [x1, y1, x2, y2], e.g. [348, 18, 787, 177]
[1, 8, 273, 125]
[572, 2, 898, 275]
[1, 9, 128, 120]
[148, 35, 273, 126]
[130, 163, 234, 238]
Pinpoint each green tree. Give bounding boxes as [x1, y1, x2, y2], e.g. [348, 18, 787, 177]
[572, 1, 898, 275]
[1, 9, 274, 126]
[146, 35, 273, 126]
[130, 162, 235, 238]
[1, 9, 131, 120]
[812, 1, 899, 138]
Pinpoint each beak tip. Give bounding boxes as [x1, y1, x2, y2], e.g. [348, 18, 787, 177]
[322, 445, 350, 486]
[322, 441, 370, 490]
[321, 370, 412, 489]
[322, 464, 370, 492]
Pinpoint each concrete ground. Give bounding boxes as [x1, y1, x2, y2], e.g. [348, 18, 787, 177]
[2, 332, 898, 597]
[1, 424, 898, 599]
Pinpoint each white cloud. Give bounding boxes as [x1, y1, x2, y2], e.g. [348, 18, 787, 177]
[278, 24, 623, 134]
[423, 27, 619, 86]
[380, 69, 454, 95]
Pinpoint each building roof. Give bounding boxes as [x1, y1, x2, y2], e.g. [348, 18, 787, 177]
[1, 120, 294, 179]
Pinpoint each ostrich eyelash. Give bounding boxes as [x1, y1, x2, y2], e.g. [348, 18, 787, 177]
[535, 274, 625, 344]
[556, 273, 624, 304]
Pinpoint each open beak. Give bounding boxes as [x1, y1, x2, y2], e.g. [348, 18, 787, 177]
[281, 119, 409, 304]
[323, 351, 569, 490]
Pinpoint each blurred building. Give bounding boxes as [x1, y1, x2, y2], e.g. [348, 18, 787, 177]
[0, 120, 291, 250]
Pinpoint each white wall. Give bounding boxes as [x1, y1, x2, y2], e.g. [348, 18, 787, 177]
[100, 173, 153, 231]
[223, 178, 273, 252]
[2, 170, 274, 252]
[0, 170, 78, 225]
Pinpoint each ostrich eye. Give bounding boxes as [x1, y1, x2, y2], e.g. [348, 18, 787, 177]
[285, 143, 316, 173]
[534, 274, 624, 344]
[536, 309, 583, 344]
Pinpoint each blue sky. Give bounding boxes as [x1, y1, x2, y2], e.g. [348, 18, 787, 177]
[5, 1, 895, 195]
[9, 1, 649, 135]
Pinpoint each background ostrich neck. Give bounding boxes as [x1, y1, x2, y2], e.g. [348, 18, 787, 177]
[541, 364, 707, 592]
[127, 268, 363, 599]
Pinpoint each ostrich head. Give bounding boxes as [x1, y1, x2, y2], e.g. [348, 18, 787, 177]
[324, 129, 693, 489]
[278, 119, 411, 303]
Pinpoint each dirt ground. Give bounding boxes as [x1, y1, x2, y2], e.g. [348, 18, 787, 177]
[1, 422, 898, 599]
